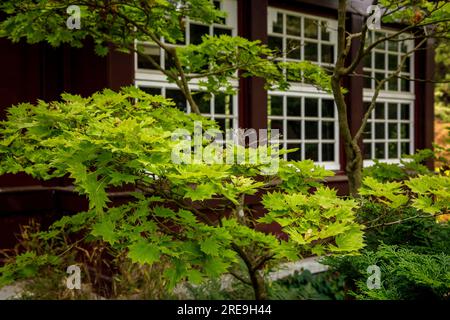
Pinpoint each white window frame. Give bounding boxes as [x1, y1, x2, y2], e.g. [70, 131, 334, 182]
[363, 29, 415, 96]
[362, 96, 415, 166]
[267, 7, 340, 170]
[363, 29, 415, 166]
[268, 90, 340, 170]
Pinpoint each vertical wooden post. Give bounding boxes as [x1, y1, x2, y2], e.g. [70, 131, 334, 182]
[414, 38, 435, 169]
[238, 0, 268, 131]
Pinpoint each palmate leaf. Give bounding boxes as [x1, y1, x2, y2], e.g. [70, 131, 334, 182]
[91, 219, 117, 245]
[127, 241, 161, 265]
[203, 257, 230, 278]
[333, 226, 365, 252]
[183, 183, 217, 201]
[84, 174, 110, 213]
[200, 237, 220, 256]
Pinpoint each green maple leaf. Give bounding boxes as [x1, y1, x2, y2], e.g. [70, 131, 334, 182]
[91, 219, 117, 245]
[200, 237, 220, 256]
[183, 183, 216, 201]
[84, 173, 109, 213]
[203, 258, 229, 277]
[186, 269, 204, 284]
[128, 241, 161, 265]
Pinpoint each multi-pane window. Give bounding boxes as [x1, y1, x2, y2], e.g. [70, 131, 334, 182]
[137, 1, 236, 71]
[362, 29, 415, 163]
[267, 8, 339, 169]
[268, 94, 339, 169]
[363, 30, 414, 92]
[135, 0, 238, 129]
[267, 8, 337, 66]
[137, 84, 237, 131]
[362, 101, 413, 162]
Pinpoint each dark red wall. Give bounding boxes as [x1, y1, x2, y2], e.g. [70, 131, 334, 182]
[0, 38, 134, 250]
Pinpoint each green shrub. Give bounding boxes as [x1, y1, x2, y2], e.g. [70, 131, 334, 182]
[323, 244, 450, 300]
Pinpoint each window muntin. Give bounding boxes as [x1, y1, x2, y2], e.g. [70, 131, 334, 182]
[362, 100, 414, 163]
[268, 93, 339, 169]
[363, 30, 414, 93]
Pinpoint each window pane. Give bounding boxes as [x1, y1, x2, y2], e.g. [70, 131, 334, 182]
[322, 143, 334, 161]
[166, 89, 187, 112]
[402, 56, 410, 72]
[141, 87, 161, 95]
[271, 12, 283, 34]
[322, 121, 334, 139]
[287, 144, 301, 161]
[363, 54, 371, 68]
[388, 123, 398, 139]
[286, 15, 301, 36]
[388, 40, 398, 52]
[305, 121, 318, 139]
[304, 42, 318, 61]
[363, 143, 372, 159]
[215, 118, 230, 132]
[375, 123, 385, 139]
[388, 77, 398, 91]
[213, 0, 226, 24]
[401, 78, 410, 92]
[401, 142, 410, 155]
[375, 143, 385, 159]
[215, 93, 232, 115]
[375, 32, 385, 49]
[321, 21, 330, 41]
[287, 38, 301, 60]
[213, 27, 232, 37]
[269, 95, 283, 116]
[287, 121, 301, 139]
[287, 97, 301, 116]
[270, 119, 283, 133]
[388, 54, 398, 71]
[400, 41, 408, 53]
[138, 45, 159, 69]
[322, 99, 334, 118]
[305, 143, 319, 161]
[196, 92, 211, 113]
[375, 73, 385, 89]
[190, 23, 209, 45]
[364, 71, 372, 89]
[388, 103, 397, 119]
[165, 54, 176, 70]
[375, 52, 385, 69]
[304, 18, 318, 38]
[305, 98, 318, 117]
[400, 123, 410, 139]
[400, 104, 410, 120]
[375, 103, 385, 119]
[322, 44, 334, 63]
[268, 36, 283, 53]
[363, 122, 372, 139]
[388, 142, 398, 159]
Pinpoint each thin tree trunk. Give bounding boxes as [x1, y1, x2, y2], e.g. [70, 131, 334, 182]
[249, 269, 268, 300]
[231, 243, 268, 300]
[346, 147, 363, 196]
